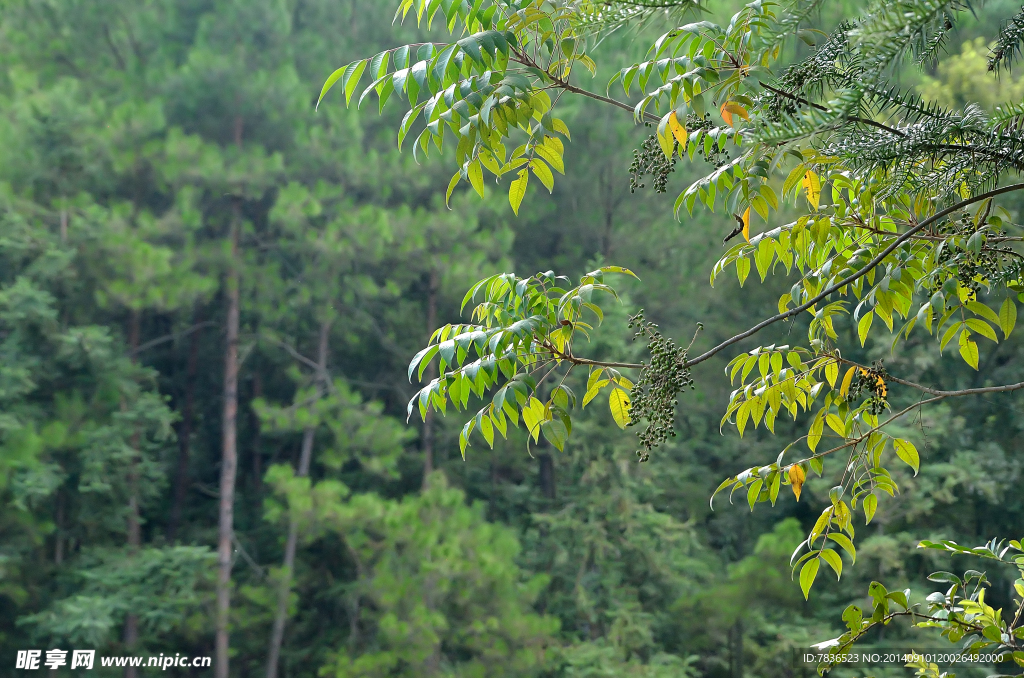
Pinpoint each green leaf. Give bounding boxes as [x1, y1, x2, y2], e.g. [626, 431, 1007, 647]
[800, 558, 820, 600]
[479, 413, 494, 448]
[533, 142, 564, 174]
[318, 66, 348, 109]
[826, 413, 845, 436]
[508, 169, 529, 215]
[445, 171, 461, 207]
[820, 548, 843, 579]
[858, 311, 873, 347]
[530, 158, 555, 192]
[1000, 297, 1017, 338]
[958, 331, 980, 369]
[541, 418, 568, 451]
[893, 438, 920, 476]
[343, 59, 369, 106]
[828, 533, 857, 563]
[965, 318, 998, 342]
[966, 300, 1000, 324]
[467, 159, 485, 198]
[863, 493, 877, 524]
[609, 387, 630, 429]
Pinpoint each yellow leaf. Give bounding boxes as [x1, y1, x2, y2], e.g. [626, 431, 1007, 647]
[839, 366, 856, 398]
[722, 101, 749, 124]
[742, 207, 750, 242]
[788, 464, 806, 501]
[609, 387, 630, 429]
[668, 111, 688, 149]
[719, 102, 733, 127]
[802, 170, 821, 210]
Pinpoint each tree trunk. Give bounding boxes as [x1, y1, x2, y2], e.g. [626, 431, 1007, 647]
[216, 203, 242, 678]
[124, 309, 142, 678]
[215, 114, 245, 678]
[265, 319, 331, 678]
[538, 453, 556, 500]
[168, 319, 202, 542]
[421, 270, 439, 488]
[54, 491, 64, 565]
[251, 370, 263, 493]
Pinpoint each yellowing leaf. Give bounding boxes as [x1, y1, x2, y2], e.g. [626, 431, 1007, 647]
[958, 331, 980, 369]
[609, 387, 630, 429]
[824, 359, 839, 387]
[722, 101, 749, 124]
[802, 170, 821, 210]
[509, 168, 529, 215]
[788, 464, 806, 501]
[826, 413, 845, 436]
[668, 111, 688, 148]
[720, 102, 733, 127]
[742, 207, 750, 242]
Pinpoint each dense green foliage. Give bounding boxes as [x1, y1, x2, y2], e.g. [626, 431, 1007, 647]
[0, 0, 1023, 676]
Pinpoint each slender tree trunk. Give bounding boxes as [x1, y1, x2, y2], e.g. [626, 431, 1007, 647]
[54, 491, 64, 565]
[215, 115, 245, 678]
[124, 309, 142, 678]
[538, 453, 556, 499]
[59, 209, 68, 243]
[168, 320, 202, 542]
[251, 371, 263, 493]
[421, 270, 439, 488]
[266, 319, 331, 678]
[216, 205, 241, 678]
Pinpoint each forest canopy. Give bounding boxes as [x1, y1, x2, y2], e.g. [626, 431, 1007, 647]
[0, 0, 1022, 676]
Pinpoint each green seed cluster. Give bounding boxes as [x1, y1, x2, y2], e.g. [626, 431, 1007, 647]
[629, 133, 676, 194]
[626, 310, 694, 462]
[931, 211, 1022, 298]
[628, 115, 729, 194]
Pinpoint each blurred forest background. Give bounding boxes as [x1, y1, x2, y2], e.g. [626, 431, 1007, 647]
[0, 0, 1022, 676]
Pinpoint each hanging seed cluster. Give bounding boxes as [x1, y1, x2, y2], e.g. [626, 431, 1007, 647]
[930, 211, 1023, 299]
[626, 310, 694, 462]
[629, 133, 677, 194]
[846, 361, 889, 416]
[628, 114, 729, 194]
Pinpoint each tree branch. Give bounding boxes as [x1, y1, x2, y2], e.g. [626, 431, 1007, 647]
[132, 321, 217, 357]
[683, 181, 1024, 369]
